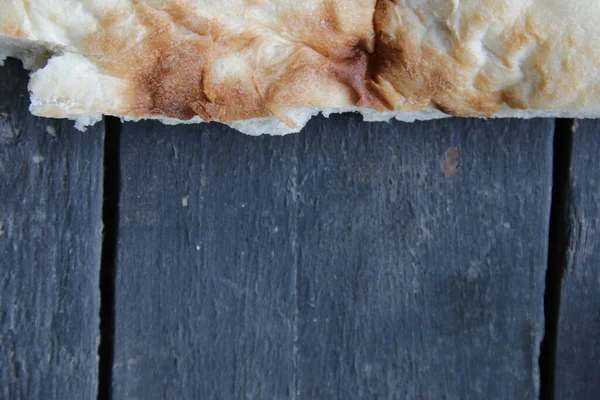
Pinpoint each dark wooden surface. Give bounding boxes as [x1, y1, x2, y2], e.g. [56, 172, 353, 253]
[3, 57, 599, 399]
[555, 120, 600, 399]
[0, 59, 104, 399]
[112, 117, 553, 399]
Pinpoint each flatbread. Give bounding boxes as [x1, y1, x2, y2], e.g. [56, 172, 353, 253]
[1, 0, 599, 135]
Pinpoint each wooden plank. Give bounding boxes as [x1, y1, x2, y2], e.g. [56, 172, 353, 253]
[555, 120, 600, 399]
[113, 115, 553, 399]
[0, 59, 104, 399]
[112, 122, 299, 399]
[294, 116, 553, 399]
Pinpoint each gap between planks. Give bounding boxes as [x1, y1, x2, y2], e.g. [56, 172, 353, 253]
[97, 116, 121, 400]
[539, 119, 575, 400]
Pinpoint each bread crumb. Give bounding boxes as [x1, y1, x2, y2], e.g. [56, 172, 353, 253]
[46, 125, 57, 137]
[440, 147, 461, 179]
[32, 154, 45, 164]
[572, 120, 580, 133]
[182, 195, 189, 207]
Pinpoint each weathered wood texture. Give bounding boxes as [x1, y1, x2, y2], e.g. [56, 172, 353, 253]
[113, 116, 553, 399]
[0, 59, 103, 399]
[555, 120, 600, 399]
[113, 122, 299, 399]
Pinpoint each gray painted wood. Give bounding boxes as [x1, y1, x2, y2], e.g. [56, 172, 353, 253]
[293, 117, 552, 399]
[113, 122, 300, 399]
[556, 120, 600, 399]
[113, 116, 553, 399]
[0, 59, 104, 399]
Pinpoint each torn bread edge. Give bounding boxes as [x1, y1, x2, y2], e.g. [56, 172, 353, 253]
[0, 33, 595, 136]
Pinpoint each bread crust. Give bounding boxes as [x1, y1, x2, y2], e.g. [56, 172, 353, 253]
[2, 0, 600, 133]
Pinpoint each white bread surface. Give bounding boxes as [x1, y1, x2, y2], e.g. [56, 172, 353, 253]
[1, 0, 600, 135]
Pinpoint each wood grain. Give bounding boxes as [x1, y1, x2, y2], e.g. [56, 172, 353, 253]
[555, 120, 600, 400]
[113, 115, 553, 399]
[113, 122, 300, 399]
[294, 117, 552, 399]
[0, 59, 104, 399]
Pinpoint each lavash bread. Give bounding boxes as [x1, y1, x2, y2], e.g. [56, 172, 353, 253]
[1, 0, 599, 135]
